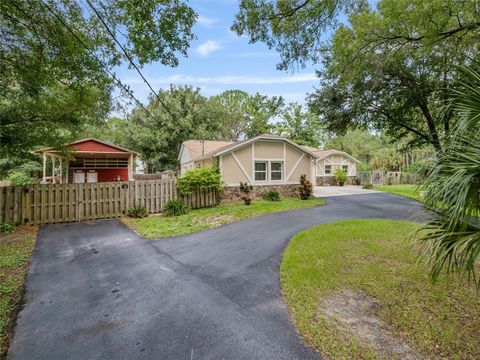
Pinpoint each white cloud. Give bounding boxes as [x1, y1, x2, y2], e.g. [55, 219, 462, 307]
[125, 73, 317, 86]
[197, 15, 219, 28]
[195, 40, 222, 56]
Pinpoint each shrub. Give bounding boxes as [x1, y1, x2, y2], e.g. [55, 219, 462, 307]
[298, 174, 313, 200]
[263, 190, 281, 202]
[334, 168, 348, 185]
[0, 223, 14, 233]
[7, 170, 36, 186]
[164, 199, 188, 216]
[127, 205, 148, 218]
[239, 182, 253, 205]
[362, 183, 374, 189]
[177, 166, 223, 195]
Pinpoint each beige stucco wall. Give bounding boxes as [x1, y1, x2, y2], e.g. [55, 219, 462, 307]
[254, 141, 284, 159]
[234, 144, 252, 174]
[220, 140, 313, 186]
[220, 153, 249, 184]
[180, 161, 195, 175]
[316, 153, 357, 177]
[288, 155, 311, 183]
[194, 158, 214, 168]
[181, 141, 358, 186]
[285, 144, 302, 175]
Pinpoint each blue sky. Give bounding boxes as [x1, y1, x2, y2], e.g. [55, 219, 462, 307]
[116, 0, 319, 113]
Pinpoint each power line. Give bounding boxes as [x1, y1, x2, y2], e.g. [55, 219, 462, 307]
[34, 0, 161, 125]
[84, 0, 176, 121]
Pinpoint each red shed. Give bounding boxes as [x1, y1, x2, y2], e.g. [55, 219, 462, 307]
[37, 138, 138, 183]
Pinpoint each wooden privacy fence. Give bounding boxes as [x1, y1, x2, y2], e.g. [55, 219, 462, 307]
[0, 179, 219, 226]
[133, 173, 164, 180]
[357, 171, 423, 186]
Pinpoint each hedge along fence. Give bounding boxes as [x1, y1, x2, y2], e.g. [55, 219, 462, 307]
[0, 179, 220, 226]
[357, 171, 423, 186]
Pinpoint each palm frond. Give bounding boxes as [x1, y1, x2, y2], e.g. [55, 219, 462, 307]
[416, 67, 480, 287]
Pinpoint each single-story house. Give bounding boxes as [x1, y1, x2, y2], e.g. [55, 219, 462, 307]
[37, 138, 138, 183]
[178, 134, 359, 187]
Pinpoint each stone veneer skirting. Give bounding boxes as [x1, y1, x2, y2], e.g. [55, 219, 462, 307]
[221, 184, 300, 203]
[315, 176, 357, 186]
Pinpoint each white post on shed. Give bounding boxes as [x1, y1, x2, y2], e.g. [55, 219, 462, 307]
[42, 153, 47, 182]
[65, 160, 69, 184]
[59, 158, 63, 183]
[51, 156, 56, 184]
[128, 154, 134, 181]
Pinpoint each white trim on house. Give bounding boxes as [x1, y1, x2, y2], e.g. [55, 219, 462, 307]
[314, 150, 360, 164]
[214, 135, 318, 159]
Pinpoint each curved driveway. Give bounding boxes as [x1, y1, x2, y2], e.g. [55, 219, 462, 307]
[9, 193, 426, 360]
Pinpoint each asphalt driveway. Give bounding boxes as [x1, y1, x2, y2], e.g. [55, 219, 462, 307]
[313, 185, 381, 197]
[8, 193, 427, 360]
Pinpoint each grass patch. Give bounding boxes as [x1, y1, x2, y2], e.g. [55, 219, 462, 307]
[374, 184, 422, 201]
[0, 226, 37, 358]
[281, 219, 479, 360]
[124, 197, 325, 239]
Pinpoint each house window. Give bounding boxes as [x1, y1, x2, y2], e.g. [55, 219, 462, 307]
[254, 161, 267, 181]
[342, 165, 348, 173]
[325, 165, 331, 174]
[270, 162, 283, 181]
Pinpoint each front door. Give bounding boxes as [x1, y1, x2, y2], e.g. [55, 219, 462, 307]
[73, 172, 85, 184]
[87, 172, 98, 183]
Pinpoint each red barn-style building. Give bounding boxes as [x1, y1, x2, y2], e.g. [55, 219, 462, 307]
[37, 138, 138, 183]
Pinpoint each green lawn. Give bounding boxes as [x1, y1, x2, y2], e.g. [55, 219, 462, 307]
[281, 219, 479, 360]
[374, 184, 422, 201]
[124, 197, 325, 239]
[0, 227, 37, 358]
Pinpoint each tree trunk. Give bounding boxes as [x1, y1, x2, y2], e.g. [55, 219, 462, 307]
[417, 99, 442, 153]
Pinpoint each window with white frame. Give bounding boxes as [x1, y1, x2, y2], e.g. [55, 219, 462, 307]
[325, 165, 331, 174]
[342, 165, 348, 173]
[254, 161, 267, 181]
[270, 161, 283, 181]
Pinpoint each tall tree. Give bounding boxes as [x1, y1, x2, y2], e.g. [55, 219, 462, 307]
[0, 0, 196, 168]
[208, 90, 284, 141]
[126, 85, 222, 172]
[233, 0, 480, 151]
[273, 102, 326, 147]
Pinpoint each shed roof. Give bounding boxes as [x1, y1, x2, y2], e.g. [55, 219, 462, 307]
[36, 138, 138, 155]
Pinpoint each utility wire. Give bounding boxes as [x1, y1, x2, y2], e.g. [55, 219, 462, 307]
[35, 0, 161, 124]
[84, 0, 176, 121]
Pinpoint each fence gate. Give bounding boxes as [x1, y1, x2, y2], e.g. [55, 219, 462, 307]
[20, 182, 128, 225]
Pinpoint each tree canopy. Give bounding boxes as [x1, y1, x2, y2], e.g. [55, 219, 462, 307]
[272, 102, 326, 147]
[208, 90, 284, 141]
[0, 0, 196, 169]
[233, 0, 480, 151]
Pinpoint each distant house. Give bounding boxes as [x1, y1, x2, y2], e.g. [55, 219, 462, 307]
[37, 138, 138, 183]
[178, 134, 359, 186]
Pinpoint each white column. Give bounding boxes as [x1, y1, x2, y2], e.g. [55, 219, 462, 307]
[59, 159, 63, 183]
[66, 160, 69, 184]
[42, 154, 47, 182]
[52, 156, 56, 184]
[128, 154, 134, 181]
